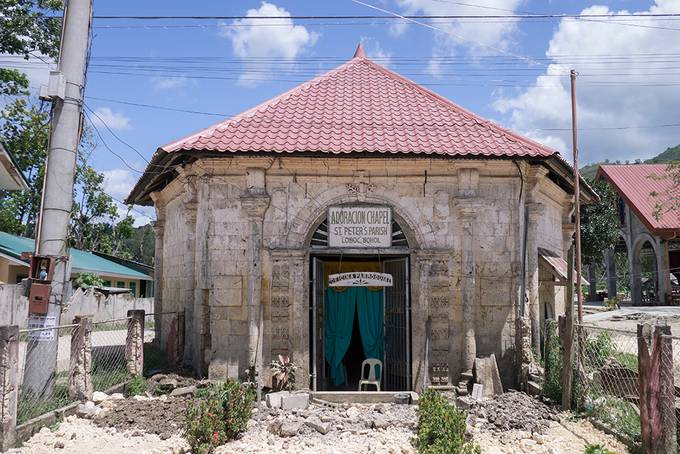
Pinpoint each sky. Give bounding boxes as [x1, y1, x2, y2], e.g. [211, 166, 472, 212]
[6, 0, 680, 226]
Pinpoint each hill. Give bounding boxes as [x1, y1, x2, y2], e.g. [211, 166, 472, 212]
[579, 143, 679, 179]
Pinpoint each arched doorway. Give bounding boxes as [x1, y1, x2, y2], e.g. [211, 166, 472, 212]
[308, 206, 412, 392]
[634, 240, 659, 305]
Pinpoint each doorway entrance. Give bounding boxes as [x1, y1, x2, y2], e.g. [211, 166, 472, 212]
[310, 256, 411, 391]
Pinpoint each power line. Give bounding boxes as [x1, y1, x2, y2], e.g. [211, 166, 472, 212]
[44, 13, 680, 20]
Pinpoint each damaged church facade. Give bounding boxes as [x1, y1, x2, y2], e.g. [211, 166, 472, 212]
[128, 45, 592, 391]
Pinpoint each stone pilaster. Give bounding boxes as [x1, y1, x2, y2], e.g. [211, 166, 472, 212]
[457, 201, 478, 392]
[150, 192, 165, 346]
[240, 192, 271, 375]
[527, 201, 545, 358]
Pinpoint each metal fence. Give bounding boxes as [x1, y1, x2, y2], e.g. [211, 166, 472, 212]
[90, 318, 129, 392]
[575, 324, 641, 445]
[17, 324, 77, 424]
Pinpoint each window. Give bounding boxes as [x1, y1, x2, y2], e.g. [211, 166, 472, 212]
[129, 281, 137, 296]
[116, 281, 125, 288]
[103, 280, 111, 287]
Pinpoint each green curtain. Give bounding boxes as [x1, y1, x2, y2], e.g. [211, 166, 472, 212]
[324, 287, 357, 386]
[324, 287, 385, 386]
[356, 288, 384, 378]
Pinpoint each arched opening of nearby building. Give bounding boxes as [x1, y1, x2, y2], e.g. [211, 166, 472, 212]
[635, 240, 659, 305]
[609, 237, 630, 303]
[308, 205, 412, 392]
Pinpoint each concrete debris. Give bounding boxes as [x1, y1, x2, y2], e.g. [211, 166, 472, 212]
[281, 392, 310, 410]
[467, 390, 559, 435]
[473, 353, 503, 398]
[279, 421, 303, 437]
[169, 385, 197, 397]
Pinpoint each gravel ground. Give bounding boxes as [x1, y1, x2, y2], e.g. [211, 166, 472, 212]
[473, 418, 630, 454]
[10, 390, 630, 454]
[8, 416, 189, 454]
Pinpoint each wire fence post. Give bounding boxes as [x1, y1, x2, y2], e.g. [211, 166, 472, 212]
[68, 316, 92, 401]
[126, 310, 145, 377]
[0, 326, 19, 451]
[638, 324, 675, 454]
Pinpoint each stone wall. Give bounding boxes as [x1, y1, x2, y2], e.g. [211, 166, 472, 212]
[152, 156, 571, 389]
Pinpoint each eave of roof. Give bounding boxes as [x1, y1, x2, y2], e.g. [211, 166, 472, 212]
[596, 164, 679, 236]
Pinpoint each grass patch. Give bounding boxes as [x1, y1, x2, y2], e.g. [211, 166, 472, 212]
[586, 394, 641, 443]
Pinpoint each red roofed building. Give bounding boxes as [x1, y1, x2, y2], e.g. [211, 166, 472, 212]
[597, 164, 680, 305]
[130, 44, 594, 392]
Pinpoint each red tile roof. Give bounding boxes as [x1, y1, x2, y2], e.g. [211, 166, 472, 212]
[161, 44, 557, 159]
[597, 164, 679, 234]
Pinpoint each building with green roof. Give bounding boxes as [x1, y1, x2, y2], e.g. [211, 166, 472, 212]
[0, 231, 153, 297]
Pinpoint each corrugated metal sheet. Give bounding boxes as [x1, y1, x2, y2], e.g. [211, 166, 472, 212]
[597, 164, 679, 233]
[539, 248, 589, 285]
[160, 44, 557, 159]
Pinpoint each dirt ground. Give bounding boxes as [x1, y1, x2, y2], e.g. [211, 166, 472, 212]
[10, 386, 632, 454]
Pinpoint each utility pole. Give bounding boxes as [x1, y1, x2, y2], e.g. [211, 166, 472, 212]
[570, 70, 584, 323]
[24, 0, 92, 395]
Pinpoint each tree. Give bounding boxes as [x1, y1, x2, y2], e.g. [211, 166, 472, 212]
[0, 99, 136, 255]
[0, 0, 62, 96]
[0, 99, 49, 236]
[651, 162, 680, 223]
[580, 178, 621, 265]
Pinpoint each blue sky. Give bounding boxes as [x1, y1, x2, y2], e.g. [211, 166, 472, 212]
[8, 0, 680, 224]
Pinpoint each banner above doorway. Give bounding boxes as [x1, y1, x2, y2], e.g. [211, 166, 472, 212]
[328, 272, 393, 287]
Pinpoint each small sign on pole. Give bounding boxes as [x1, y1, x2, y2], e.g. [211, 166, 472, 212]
[27, 315, 57, 341]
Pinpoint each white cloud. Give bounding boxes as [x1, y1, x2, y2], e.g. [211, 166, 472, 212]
[393, 0, 524, 68]
[151, 75, 191, 91]
[102, 169, 154, 226]
[493, 0, 680, 164]
[361, 37, 392, 68]
[219, 1, 318, 86]
[90, 107, 132, 131]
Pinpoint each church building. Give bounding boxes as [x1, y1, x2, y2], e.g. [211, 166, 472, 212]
[127, 44, 594, 391]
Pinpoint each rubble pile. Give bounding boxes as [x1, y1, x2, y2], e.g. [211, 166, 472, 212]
[468, 390, 560, 434]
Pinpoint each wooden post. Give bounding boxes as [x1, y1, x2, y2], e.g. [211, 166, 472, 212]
[0, 326, 19, 451]
[561, 245, 575, 410]
[68, 316, 93, 401]
[126, 310, 145, 377]
[638, 324, 676, 454]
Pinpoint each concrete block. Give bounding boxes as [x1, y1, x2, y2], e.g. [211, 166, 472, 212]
[266, 391, 290, 408]
[281, 392, 310, 410]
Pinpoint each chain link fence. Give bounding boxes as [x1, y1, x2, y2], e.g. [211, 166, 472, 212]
[664, 335, 680, 452]
[91, 318, 129, 392]
[575, 324, 641, 445]
[17, 324, 77, 424]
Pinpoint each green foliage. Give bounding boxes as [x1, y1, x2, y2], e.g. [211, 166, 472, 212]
[73, 272, 104, 288]
[543, 320, 563, 402]
[126, 376, 148, 396]
[120, 224, 155, 265]
[603, 297, 619, 311]
[645, 143, 680, 163]
[413, 389, 480, 454]
[587, 396, 641, 443]
[0, 99, 50, 236]
[0, 0, 62, 96]
[184, 380, 255, 454]
[581, 179, 620, 266]
[270, 354, 297, 391]
[584, 443, 615, 454]
[649, 162, 680, 223]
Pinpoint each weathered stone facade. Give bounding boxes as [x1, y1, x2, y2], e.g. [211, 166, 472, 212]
[149, 156, 574, 389]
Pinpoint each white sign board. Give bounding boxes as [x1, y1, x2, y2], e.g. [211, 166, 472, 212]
[328, 206, 392, 248]
[27, 315, 57, 341]
[328, 272, 393, 287]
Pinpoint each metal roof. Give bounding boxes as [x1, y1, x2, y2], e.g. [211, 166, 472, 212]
[160, 44, 556, 158]
[0, 231, 152, 280]
[597, 164, 679, 235]
[128, 43, 596, 205]
[0, 142, 29, 191]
